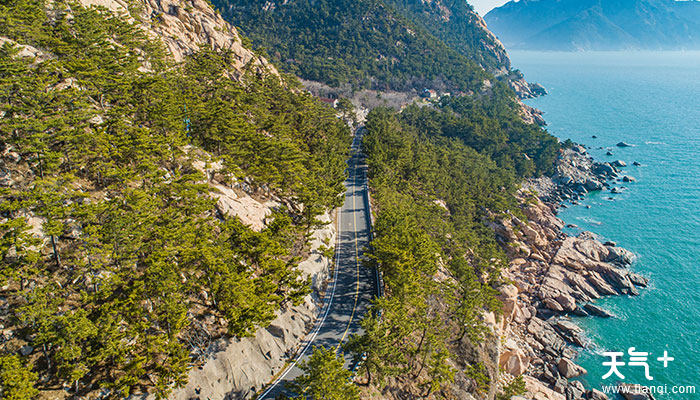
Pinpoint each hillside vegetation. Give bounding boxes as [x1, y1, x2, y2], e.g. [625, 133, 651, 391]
[0, 0, 349, 397]
[212, 0, 491, 92]
[382, 0, 511, 73]
[345, 88, 559, 396]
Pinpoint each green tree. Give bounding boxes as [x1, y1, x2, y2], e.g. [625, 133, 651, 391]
[288, 346, 359, 400]
[0, 355, 39, 400]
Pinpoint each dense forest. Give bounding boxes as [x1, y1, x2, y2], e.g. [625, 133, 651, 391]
[382, 0, 511, 73]
[343, 91, 559, 396]
[212, 0, 490, 92]
[0, 0, 349, 398]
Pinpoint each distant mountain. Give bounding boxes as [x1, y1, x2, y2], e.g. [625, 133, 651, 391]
[484, 0, 700, 50]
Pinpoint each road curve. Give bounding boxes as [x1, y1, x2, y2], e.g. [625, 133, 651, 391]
[257, 128, 377, 399]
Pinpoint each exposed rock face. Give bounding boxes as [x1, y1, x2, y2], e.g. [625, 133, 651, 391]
[0, 37, 50, 62]
[519, 103, 547, 126]
[78, 0, 275, 73]
[168, 212, 337, 400]
[510, 78, 548, 100]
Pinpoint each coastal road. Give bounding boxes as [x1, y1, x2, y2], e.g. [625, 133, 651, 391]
[257, 128, 378, 399]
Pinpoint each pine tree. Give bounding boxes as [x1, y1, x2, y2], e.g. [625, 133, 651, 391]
[288, 346, 359, 400]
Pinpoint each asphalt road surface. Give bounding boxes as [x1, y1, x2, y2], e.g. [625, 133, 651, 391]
[257, 129, 378, 399]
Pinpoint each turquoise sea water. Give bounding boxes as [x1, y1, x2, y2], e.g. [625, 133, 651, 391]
[510, 51, 700, 398]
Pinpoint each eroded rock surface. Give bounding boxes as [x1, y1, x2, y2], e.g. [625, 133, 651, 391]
[491, 190, 644, 399]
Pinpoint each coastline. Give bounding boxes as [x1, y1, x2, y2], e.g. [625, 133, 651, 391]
[493, 145, 650, 399]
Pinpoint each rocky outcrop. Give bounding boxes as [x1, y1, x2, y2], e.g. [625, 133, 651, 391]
[78, 0, 275, 73]
[168, 212, 337, 400]
[519, 103, 547, 126]
[510, 78, 548, 100]
[490, 189, 645, 399]
[523, 145, 626, 204]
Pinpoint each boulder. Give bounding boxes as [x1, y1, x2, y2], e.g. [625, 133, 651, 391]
[544, 297, 564, 312]
[605, 246, 635, 266]
[555, 293, 577, 311]
[499, 348, 530, 376]
[523, 375, 566, 400]
[499, 283, 519, 300]
[565, 380, 586, 399]
[611, 160, 627, 168]
[19, 345, 33, 356]
[619, 383, 656, 400]
[628, 273, 649, 287]
[570, 306, 588, 316]
[582, 303, 613, 318]
[587, 389, 609, 400]
[622, 175, 636, 183]
[633, 161, 641, 166]
[553, 319, 586, 347]
[566, 273, 600, 299]
[584, 179, 603, 191]
[599, 266, 634, 293]
[616, 142, 633, 147]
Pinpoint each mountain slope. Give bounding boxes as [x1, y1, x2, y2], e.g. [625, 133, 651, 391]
[485, 0, 700, 50]
[212, 0, 489, 92]
[380, 0, 512, 74]
[0, 0, 351, 397]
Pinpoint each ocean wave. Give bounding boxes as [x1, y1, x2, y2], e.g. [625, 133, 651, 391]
[575, 216, 603, 225]
[644, 141, 667, 145]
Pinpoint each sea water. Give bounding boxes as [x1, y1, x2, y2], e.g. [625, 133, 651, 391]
[510, 51, 700, 398]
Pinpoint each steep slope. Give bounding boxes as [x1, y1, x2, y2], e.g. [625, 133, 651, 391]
[0, 0, 350, 398]
[211, 0, 488, 93]
[382, 0, 547, 98]
[380, 0, 512, 74]
[485, 0, 700, 50]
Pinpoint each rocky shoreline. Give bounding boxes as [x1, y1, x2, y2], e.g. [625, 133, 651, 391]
[492, 145, 651, 400]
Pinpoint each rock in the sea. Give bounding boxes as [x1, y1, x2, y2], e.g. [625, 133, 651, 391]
[583, 303, 614, 318]
[584, 179, 603, 191]
[570, 306, 588, 316]
[553, 319, 586, 347]
[558, 357, 587, 378]
[605, 245, 635, 266]
[628, 273, 649, 287]
[633, 161, 641, 166]
[592, 135, 598, 138]
[622, 175, 636, 182]
[619, 383, 657, 400]
[587, 389, 610, 400]
[606, 151, 614, 156]
[612, 160, 627, 168]
[617, 141, 633, 147]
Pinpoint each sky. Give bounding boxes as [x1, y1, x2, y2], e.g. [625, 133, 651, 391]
[469, 0, 510, 16]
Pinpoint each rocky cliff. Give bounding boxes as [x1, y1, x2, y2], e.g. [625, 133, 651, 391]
[79, 0, 275, 71]
[485, 146, 648, 400]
